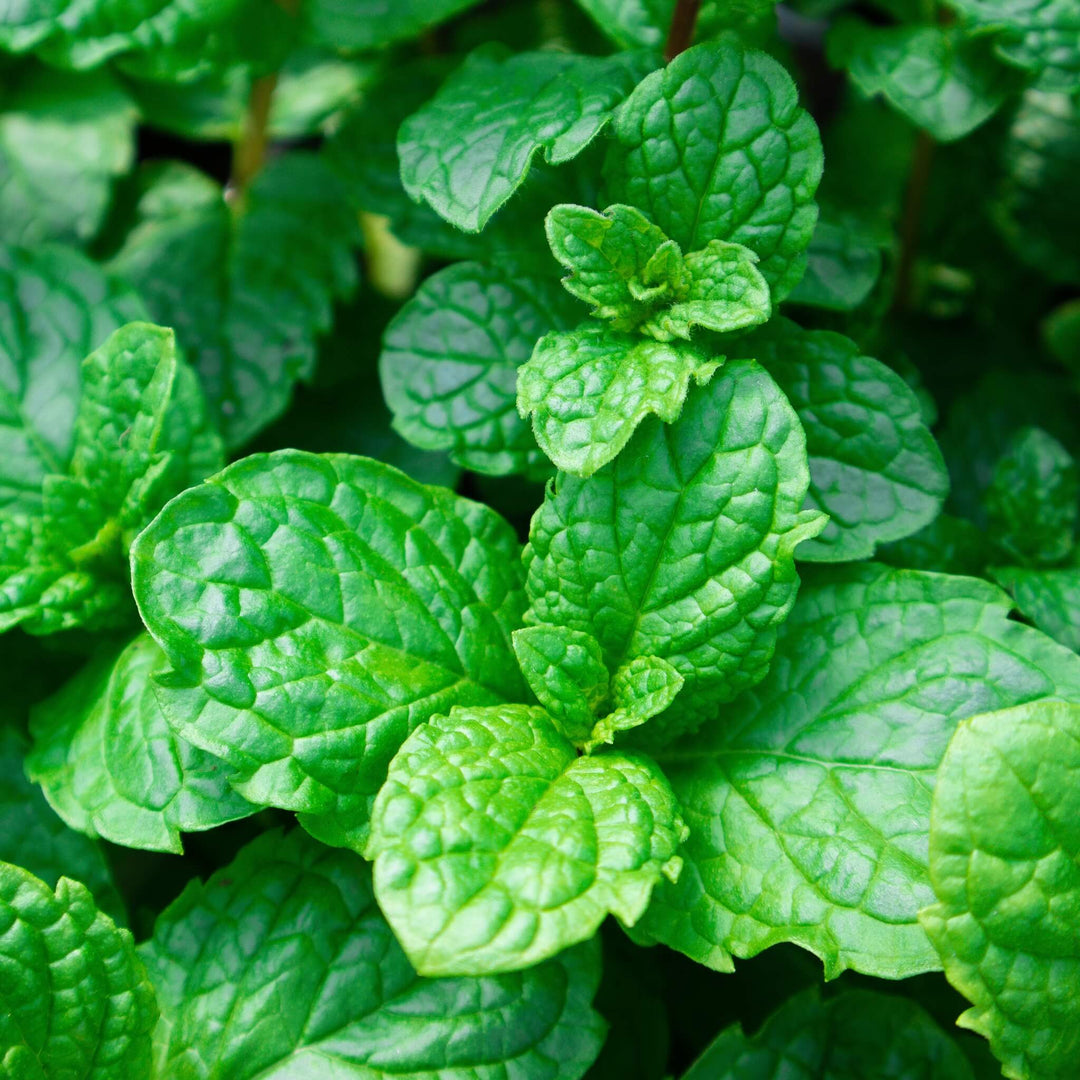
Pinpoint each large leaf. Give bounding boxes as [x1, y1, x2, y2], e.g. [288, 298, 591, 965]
[109, 156, 360, 448]
[604, 37, 822, 301]
[738, 318, 949, 561]
[0, 862, 156, 1079]
[131, 450, 528, 850]
[142, 828, 606, 1080]
[368, 703, 685, 975]
[992, 565, 1080, 654]
[524, 360, 826, 746]
[921, 701, 1080, 1080]
[636, 564, 1080, 979]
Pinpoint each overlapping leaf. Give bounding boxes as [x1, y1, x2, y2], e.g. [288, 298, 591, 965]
[992, 565, 1080, 653]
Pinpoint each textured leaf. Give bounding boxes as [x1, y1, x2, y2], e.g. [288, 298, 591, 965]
[517, 324, 721, 477]
[302, 0, 485, 51]
[992, 565, 1080, 654]
[586, 655, 685, 751]
[921, 701, 1080, 1080]
[636, 564, 1080, 979]
[27, 634, 253, 854]
[604, 37, 823, 301]
[525, 360, 826, 746]
[142, 828, 606, 1080]
[109, 156, 360, 448]
[683, 988, 975, 1080]
[131, 450, 528, 850]
[828, 22, 1020, 142]
[379, 262, 579, 479]
[0, 862, 156, 1079]
[785, 207, 887, 312]
[738, 318, 949, 561]
[0, 66, 135, 247]
[367, 703, 686, 975]
[399, 47, 651, 233]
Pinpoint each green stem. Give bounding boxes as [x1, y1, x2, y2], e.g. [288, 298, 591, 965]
[230, 72, 278, 203]
[664, 0, 701, 61]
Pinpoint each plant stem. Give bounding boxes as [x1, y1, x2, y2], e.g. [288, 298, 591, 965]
[665, 0, 701, 61]
[230, 72, 278, 203]
[893, 129, 934, 312]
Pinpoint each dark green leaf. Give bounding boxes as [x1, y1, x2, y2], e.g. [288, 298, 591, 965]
[992, 564, 1080, 653]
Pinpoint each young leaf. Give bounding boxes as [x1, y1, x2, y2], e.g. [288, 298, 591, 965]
[636, 564, 1080, 980]
[738, 318, 949, 561]
[142, 828, 606, 1079]
[109, 156, 360, 448]
[367, 703, 686, 975]
[585, 655, 684, 751]
[525, 360, 826, 745]
[0, 862, 156, 1079]
[992, 565, 1080, 653]
[130, 450, 528, 851]
[785, 207, 887, 312]
[27, 633, 254, 854]
[920, 701, 1080, 1080]
[604, 37, 823, 301]
[399, 47, 652, 233]
[380, 262, 579, 479]
[684, 988, 975, 1080]
[302, 0, 485, 51]
[517, 325, 721, 477]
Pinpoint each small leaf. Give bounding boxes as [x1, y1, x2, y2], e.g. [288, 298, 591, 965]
[921, 701, 1080, 1080]
[992, 564, 1080, 654]
[517, 324, 721, 477]
[785, 207, 887, 312]
[367, 703, 686, 975]
[586, 656, 684, 751]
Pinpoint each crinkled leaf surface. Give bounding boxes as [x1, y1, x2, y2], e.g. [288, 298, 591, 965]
[0, 862, 156, 1079]
[683, 988, 974, 1080]
[380, 261, 578, 479]
[992, 565, 1080, 654]
[142, 827, 605, 1080]
[525, 360, 825, 746]
[786, 207, 887, 312]
[367, 703, 685, 975]
[131, 450, 528, 851]
[109, 156, 360, 448]
[518, 324, 720, 477]
[921, 701, 1080, 1080]
[586, 655, 684, 751]
[399, 47, 652, 233]
[27, 633, 253, 855]
[739, 318, 949, 561]
[636, 564, 1080, 980]
[604, 37, 822, 301]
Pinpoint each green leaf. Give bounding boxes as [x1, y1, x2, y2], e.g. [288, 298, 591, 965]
[683, 988, 975, 1080]
[108, 156, 360, 448]
[302, 0, 485, 51]
[785, 207, 887, 312]
[636, 564, 1080, 980]
[0, 244, 147, 517]
[827, 22, 1020, 142]
[367, 703, 686, 975]
[399, 47, 651, 233]
[738, 318, 949, 562]
[517, 325, 721, 477]
[130, 450, 528, 851]
[379, 261, 579, 479]
[992, 565, 1080, 654]
[0, 66, 135, 247]
[142, 828, 606, 1079]
[574, 0, 776, 50]
[524, 360, 826, 746]
[513, 625, 610, 744]
[604, 37, 823, 301]
[27, 634, 254, 854]
[920, 701, 1080, 1080]
[0, 862, 156, 1079]
[985, 427, 1078, 566]
[585, 655, 685, 751]
[878, 513, 991, 577]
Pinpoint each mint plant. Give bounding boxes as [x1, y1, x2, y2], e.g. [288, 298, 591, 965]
[1, 1, 1078, 1077]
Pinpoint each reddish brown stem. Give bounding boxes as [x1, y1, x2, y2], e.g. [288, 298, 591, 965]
[230, 72, 279, 200]
[664, 0, 701, 61]
[893, 129, 935, 312]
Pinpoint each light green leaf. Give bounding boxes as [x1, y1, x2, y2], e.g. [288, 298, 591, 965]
[828, 21, 1020, 142]
[525, 360, 826, 746]
[380, 262, 579, 479]
[604, 37, 823, 301]
[367, 703, 686, 975]
[0, 862, 156, 1079]
[399, 47, 651, 233]
[992, 565, 1080, 654]
[636, 564, 1080, 980]
[517, 324, 721, 477]
[513, 625, 610, 744]
[738, 318, 949, 561]
[109, 156, 360, 448]
[921, 701, 1080, 1080]
[142, 828, 605, 1080]
[684, 988, 975, 1080]
[574, 0, 776, 50]
[586, 655, 685, 751]
[302, 0, 485, 51]
[785, 207, 887, 312]
[27, 634, 253, 854]
[130, 450, 528, 851]
[985, 427, 1077, 566]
